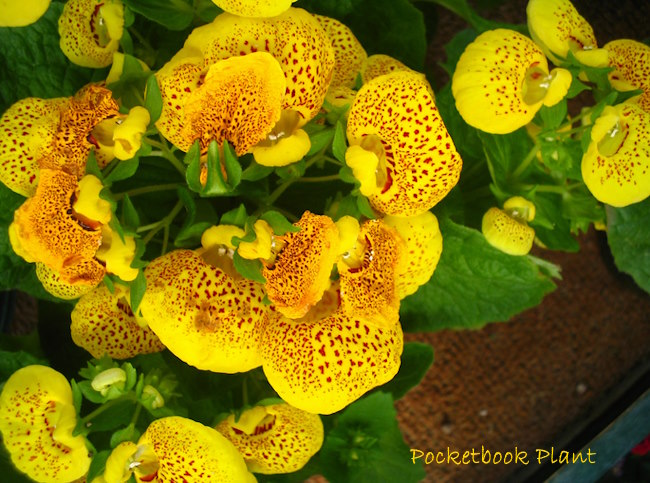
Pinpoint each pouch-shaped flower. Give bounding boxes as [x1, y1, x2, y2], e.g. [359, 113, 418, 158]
[605, 39, 650, 113]
[482, 196, 536, 256]
[216, 403, 323, 474]
[0, 0, 50, 27]
[211, 0, 297, 18]
[0, 365, 91, 483]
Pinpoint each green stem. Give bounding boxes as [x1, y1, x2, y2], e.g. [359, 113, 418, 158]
[144, 138, 186, 176]
[533, 182, 582, 194]
[556, 124, 591, 137]
[113, 183, 180, 200]
[512, 144, 540, 179]
[265, 151, 326, 206]
[130, 403, 143, 427]
[558, 107, 594, 131]
[80, 394, 136, 425]
[296, 174, 340, 183]
[139, 200, 184, 245]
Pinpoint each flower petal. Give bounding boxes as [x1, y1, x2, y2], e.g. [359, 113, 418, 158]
[137, 416, 255, 483]
[0, 0, 50, 27]
[216, 403, 323, 474]
[382, 211, 443, 299]
[0, 97, 69, 197]
[59, 0, 124, 68]
[263, 212, 340, 319]
[361, 54, 413, 84]
[452, 29, 548, 134]
[36, 262, 96, 300]
[605, 39, 650, 113]
[348, 71, 462, 216]
[482, 207, 535, 256]
[71, 285, 165, 359]
[0, 365, 91, 483]
[260, 311, 403, 414]
[95, 226, 139, 282]
[581, 103, 650, 207]
[140, 250, 267, 373]
[211, 0, 297, 18]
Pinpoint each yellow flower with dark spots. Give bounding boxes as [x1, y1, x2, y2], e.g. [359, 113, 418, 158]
[347, 71, 462, 216]
[482, 196, 536, 256]
[0, 365, 91, 483]
[35, 263, 96, 300]
[605, 39, 650, 113]
[216, 403, 323, 474]
[211, 0, 297, 18]
[361, 54, 413, 84]
[453, 29, 572, 135]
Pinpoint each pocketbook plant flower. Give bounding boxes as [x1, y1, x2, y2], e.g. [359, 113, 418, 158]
[581, 103, 650, 207]
[452, 29, 572, 134]
[0, 365, 91, 483]
[0, 0, 50, 27]
[347, 70, 462, 216]
[216, 403, 324, 474]
[212, 0, 297, 18]
[482, 196, 536, 256]
[605, 39, 650, 113]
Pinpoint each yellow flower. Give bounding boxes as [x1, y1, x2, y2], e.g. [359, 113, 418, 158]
[11, 169, 106, 287]
[452, 29, 572, 134]
[59, 0, 124, 68]
[260, 309, 403, 415]
[263, 212, 340, 319]
[0, 365, 91, 483]
[605, 39, 650, 113]
[92, 441, 137, 483]
[0, 85, 118, 197]
[73, 175, 112, 225]
[36, 263, 96, 300]
[71, 285, 165, 359]
[526, 0, 607, 67]
[581, 103, 650, 207]
[251, 111, 312, 167]
[238, 220, 274, 260]
[0, 0, 50, 27]
[211, 0, 297, 18]
[139, 249, 268, 373]
[216, 403, 324, 474]
[93, 107, 151, 163]
[95, 226, 139, 281]
[156, 8, 334, 156]
[348, 71, 462, 216]
[383, 211, 443, 299]
[361, 54, 413, 84]
[201, 224, 246, 251]
[106, 52, 150, 86]
[482, 196, 536, 256]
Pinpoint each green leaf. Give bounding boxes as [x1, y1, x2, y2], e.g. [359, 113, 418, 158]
[195, 0, 223, 22]
[129, 270, 147, 315]
[607, 199, 650, 294]
[566, 77, 590, 99]
[440, 28, 478, 76]
[276, 159, 306, 180]
[332, 121, 348, 164]
[222, 141, 243, 190]
[121, 0, 193, 31]
[320, 392, 425, 483]
[295, 0, 363, 17]
[221, 205, 249, 228]
[232, 252, 266, 284]
[479, 129, 535, 190]
[531, 193, 580, 252]
[0, 350, 48, 382]
[0, 2, 97, 114]
[86, 450, 111, 483]
[85, 151, 104, 180]
[401, 218, 556, 331]
[71, 379, 83, 414]
[121, 195, 141, 231]
[184, 140, 203, 193]
[105, 158, 140, 184]
[307, 127, 335, 156]
[356, 196, 376, 219]
[377, 342, 434, 400]
[261, 211, 300, 235]
[144, 75, 163, 125]
[241, 160, 274, 182]
[538, 101, 568, 130]
[338, 166, 357, 184]
[110, 423, 140, 448]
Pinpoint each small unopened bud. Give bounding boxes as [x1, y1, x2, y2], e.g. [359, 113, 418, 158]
[91, 368, 127, 396]
[142, 385, 165, 409]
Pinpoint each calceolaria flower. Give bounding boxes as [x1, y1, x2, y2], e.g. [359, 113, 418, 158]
[212, 0, 297, 18]
[482, 196, 536, 256]
[361, 54, 413, 84]
[71, 285, 165, 359]
[0, 365, 91, 483]
[0, 0, 50, 27]
[347, 70, 462, 216]
[605, 39, 650, 113]
[216, 403, 324, 474]
[526, 0, 607, 67]
[139, 249, 268, 373]
[453, 29, 572, 134]
[98, 416, 256, 482]
[581, 103, 650, 207]
[92, 106, 151, 165]
[59, 0, 124, 68]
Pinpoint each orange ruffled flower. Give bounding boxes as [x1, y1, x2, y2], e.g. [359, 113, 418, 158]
[581, 103, 650, 207]
[71, 285, 165, 359]
[216, 403, 323, 474]
[139, 249, 268, 373]
[59, 0, 124, 68]
[452, 29, 572, 134]
[156, 8, 334, 154]
[605, 39, 650, 113]
[0, 365, 91, 483]
[347, 71, 462, 216]
[263, 211, 340, 319]
[0, 85, 118, 197]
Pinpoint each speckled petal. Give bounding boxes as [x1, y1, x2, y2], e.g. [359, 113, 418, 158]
[452, 29, 548, 134]
[260, 311, 403, 414]
[526, 0, 601, 65]
[581, 103, 650, 207]
[71, 285, 165, 359]
[140, 250, 267, 373]
[11, 169, 105, 284]
[157, 8, 334, 151]
[348, 71, 462, 216]
[36, 262, 96, 300]
[263, 212, 340, 319]
[383, 211, 443, 299]
[0, 0, 50, 27]
[482, 207, 535, 256]
[216, 403, 323, 474]
[361, 54, 413, 84]
[315, 15, 366, 90]
[212, 0, 296, 17]
[0, 97, 68, 196]
[0, 365, 91, 483]
[338, 220, 404, 328]
[605, 39, 650, 113]
[136, 416, 256, 483]
[59, 0, 124, 68]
